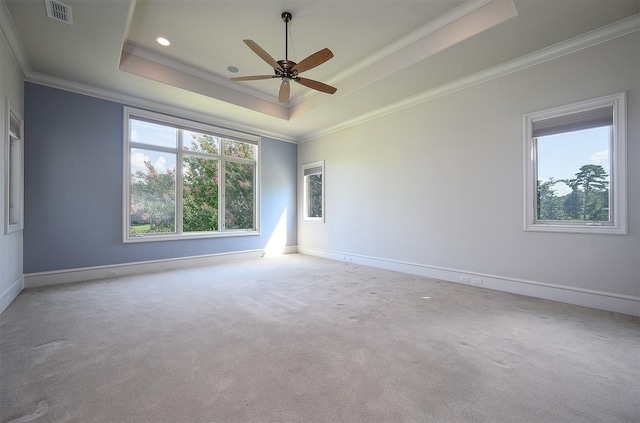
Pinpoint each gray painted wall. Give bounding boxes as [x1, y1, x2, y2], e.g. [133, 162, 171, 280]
[0, 26, 24, 313]
[24, 83, 296, 273]
[298, 33, 639, 305]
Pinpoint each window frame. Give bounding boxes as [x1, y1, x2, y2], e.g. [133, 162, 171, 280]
[123, 107, 260, 243]
[4, 97, 24, 234]
[302, 161, 325, 222]
[523, 92, 627, 235]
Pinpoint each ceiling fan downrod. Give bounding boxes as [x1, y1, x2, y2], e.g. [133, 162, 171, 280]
[282, 12, 291, 61]
[279, 12, 294, 83]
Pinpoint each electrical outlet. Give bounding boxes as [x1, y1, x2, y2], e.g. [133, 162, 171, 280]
[460, 276, 470, 283]
[471, 278, 483, 285]
[108, 269, 119, 277]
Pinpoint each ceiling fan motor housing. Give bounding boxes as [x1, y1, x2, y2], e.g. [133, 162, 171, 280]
[277, 59, 298, 81]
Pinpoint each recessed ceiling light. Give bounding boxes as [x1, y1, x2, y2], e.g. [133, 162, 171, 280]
[227, 66, 239, 73]
[157, 37, 171, 46]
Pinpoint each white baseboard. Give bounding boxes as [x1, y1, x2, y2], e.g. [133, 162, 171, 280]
[267, 245, 298, 256]
[286, 245, 298, 254]
[24, 249, 271, 288]
[0, 275, 24, 315]
[298, 246, 640, 317]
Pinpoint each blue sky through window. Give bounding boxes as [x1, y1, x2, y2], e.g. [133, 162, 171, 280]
[537, 126, 610, 196]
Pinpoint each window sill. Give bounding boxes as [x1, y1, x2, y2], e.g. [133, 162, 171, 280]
[123, 230, 260, 243]
[525, 222, 627, 235]
[302, 217, 324, 223]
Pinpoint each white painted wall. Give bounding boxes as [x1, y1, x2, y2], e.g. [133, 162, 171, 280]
[0, 22, 24, 314]
[298, 32, 640, 315]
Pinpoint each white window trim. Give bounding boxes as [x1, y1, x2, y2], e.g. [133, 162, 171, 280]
[302, 160, 325, 223]
[4, 97, 24, 234]
[123, 107, 261, 243]
[523, 92, 627, 235]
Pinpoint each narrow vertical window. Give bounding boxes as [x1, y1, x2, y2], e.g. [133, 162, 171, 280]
[524, 92, 626, 234]
[4, 97, 24, 234]
[302, 161, 324, 222]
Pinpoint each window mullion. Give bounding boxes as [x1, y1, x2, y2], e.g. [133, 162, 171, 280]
[129, 142, 175, 154]
[176, 130, 184, 234]
[532, 137, 539, 223]
[220, 158, 225, 231]
[607, 125, 614, 223]
[186, 151, 220, 160]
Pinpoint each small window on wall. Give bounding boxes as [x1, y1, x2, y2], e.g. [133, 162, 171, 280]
[302, 161, 324, 222]
[524, 92, 627, 235]
[4, 97, 24, 234]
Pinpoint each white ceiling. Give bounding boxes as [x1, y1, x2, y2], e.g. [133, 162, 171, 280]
[3, 0, 639, 142]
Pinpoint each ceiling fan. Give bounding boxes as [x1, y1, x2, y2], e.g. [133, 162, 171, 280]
[230, 12, 337, 103]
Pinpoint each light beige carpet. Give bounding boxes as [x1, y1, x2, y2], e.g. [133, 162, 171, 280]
[1, 254, 638, 422]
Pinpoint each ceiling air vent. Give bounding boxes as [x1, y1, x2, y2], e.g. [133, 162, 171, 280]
[45, 0, 73, 25]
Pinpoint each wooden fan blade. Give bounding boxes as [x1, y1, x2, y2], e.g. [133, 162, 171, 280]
[243, 40, 283, 71]
[230, 75, 275, 81]
[279, 81, 290, 103]
[291, 48, 334, 74]
[294, 77, 337, 94]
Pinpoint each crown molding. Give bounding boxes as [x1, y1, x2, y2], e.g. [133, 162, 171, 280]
[25, 72, 297, 144]
[298, 13, 640, 143]
[0, 0, 31, 77]
[330, 0, 498, 84]
[290, 0, 513, 107]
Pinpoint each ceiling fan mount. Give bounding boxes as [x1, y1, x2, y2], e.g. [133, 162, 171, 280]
[230, 11, 337, 103]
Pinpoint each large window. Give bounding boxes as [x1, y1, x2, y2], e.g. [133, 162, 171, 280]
[302, 161, 324, 222]
[124, 107, 259, 242]
[524, 92, 626, 234]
